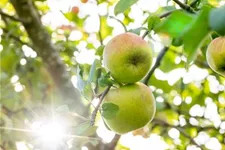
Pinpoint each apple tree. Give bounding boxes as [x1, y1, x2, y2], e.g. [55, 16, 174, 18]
[0, 0, 225, 150]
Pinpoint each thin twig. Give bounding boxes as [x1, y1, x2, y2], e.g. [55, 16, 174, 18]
[143, 46, 169, 85]
[90, 86, 111, 126]
[109, 16, 127, 32]
[0, 9, 26, 22]
[153, 119, 203, 149]
[172, 0, 194, 13]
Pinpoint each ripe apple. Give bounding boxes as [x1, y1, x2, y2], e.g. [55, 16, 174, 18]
[103, 32, 153, 83]
[101, 82, 156, 134]
[71, 6, 79, 14]
[81, 0, 88, 3]
[206, 37, 225, 76]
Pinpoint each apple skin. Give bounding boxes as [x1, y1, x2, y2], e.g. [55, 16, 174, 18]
[101, 82, 156, 134]
[81, 0, 88, 3]
[206, 37, 225, 77]
[71, 6, 79, 14]
[103, 32, 153, 83]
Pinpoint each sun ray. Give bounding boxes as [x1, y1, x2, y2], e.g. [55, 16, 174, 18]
[0, 126, 35, 133]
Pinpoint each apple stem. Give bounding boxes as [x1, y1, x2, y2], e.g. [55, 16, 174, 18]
[90, 85, 111, 126]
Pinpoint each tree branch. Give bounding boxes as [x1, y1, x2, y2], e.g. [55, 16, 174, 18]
[172, 0, 194, 13]
[10, 0, 86, 115]
[106, 134, 121, 150]
[90, 86, 111, 126]
[0, 9, 25, 22]
[143, 46, 169, 85]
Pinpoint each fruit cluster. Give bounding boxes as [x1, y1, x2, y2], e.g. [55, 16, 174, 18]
[101, 32, 156, 134]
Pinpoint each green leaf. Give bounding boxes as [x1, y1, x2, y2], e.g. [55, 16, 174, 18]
[148, 15, 161, 30]
[76, 67, 86, 92]
[72, 121, 97, 136]
[96, 45, 105, 57]
[172, 37, 183, 46]
[128, 27, 147, 35]
[101, 17, 113, 39]
[87, 59, 101, 84]
[155, 10, 195, 37]
[149, 75, 172, 93]
[160, 49, 184, 72]
[209, 5, 225, 35]
[98, 72, 114, 87]
[101, 103, 119, 119]
[182, 6, 211, 63]
[155, 6, 176, 16]
[114, 0, 138, 15]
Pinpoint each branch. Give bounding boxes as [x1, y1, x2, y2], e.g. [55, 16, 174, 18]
[143, 46, 169, 85]
[172, 0, 194, 13]
[10, 0, 86, 115]
[106, 134, 121, 150]
[90, 86, 111, 126]
[0, 9, 25, 22]
[153, 119, 203, 149]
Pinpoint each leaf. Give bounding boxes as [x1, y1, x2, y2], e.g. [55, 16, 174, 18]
[128, 27, 147, 35]
[155, 10, 195, 37]
[148, 15, 161, 30]
[155, 6, 177, 16]
[87, 59, 101, 84]
[160, 49, 184, 72]
[182, 6, 211, 63]
[114, 0, 138, 15]
[98, 72, 114, 87]
[209, 5, 225, 35]
[101, 103, 119, 119]
[149, 75, 172, 93]
[72, 121, 97, 136]
[101, 17, 113, 39]
[96, 45, 105, 57]
[172, 37, 183, 46]
[76, 67, 86, 93]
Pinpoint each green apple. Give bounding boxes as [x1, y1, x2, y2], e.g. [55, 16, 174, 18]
[103, 32, 153, 83]
[206, 37, 225, 76]
[101, 82, 156, 134]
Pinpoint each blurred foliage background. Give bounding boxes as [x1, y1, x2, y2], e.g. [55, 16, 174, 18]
[0, 0, 225, 150]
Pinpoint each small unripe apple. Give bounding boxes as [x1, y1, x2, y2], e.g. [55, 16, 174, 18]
[101, 82, 156, 134]
[71, 6, 79, 14]
[206, 37, 225, 76]
[103, 32, 153, 83]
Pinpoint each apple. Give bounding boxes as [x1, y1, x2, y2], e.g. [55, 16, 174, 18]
[103, 32, 153, 83]
[81, 0, 88, 3]
[71, 6, 79, 14]
[206, 37, 225, 76]
[101, 82, 156, 134]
